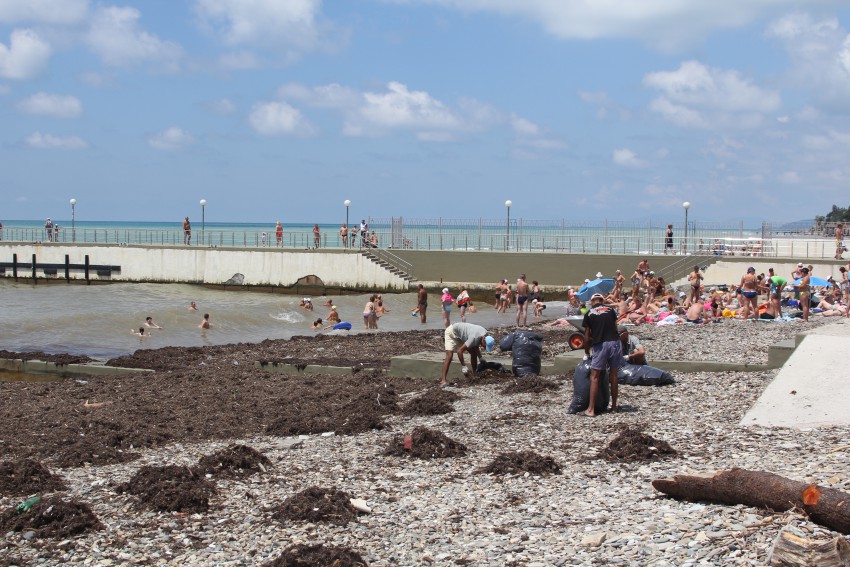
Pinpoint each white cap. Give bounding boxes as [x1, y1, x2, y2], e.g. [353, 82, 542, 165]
[442, 287, 449, 293]
[584, 279, 590, 283]
[596, 272, 603, 278]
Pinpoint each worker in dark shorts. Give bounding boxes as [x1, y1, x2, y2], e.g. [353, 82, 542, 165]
[582, 293, 623, 416]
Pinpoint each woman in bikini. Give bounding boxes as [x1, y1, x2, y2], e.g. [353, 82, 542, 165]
[739, 267, 759, 321]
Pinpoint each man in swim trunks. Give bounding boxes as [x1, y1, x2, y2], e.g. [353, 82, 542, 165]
[686, 301, 708, 324]
[664, 224, 673, 254]
[440, 322, 494, 387]
[275, 221, 283, 247]
[515, 274, 530, 327]
[739, 267, 759, 321]
[183, 217, 191, 245]
[687, 265, 703, 305]
[417, 283, 428, 324]
[836, 223, 844, 259]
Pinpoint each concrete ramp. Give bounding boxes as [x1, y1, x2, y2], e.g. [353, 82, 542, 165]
[741, 319, 850, 429]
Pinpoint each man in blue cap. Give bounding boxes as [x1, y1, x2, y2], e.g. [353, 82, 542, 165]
[440, 322, 494, 387]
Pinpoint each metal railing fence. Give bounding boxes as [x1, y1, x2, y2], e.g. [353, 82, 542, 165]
[0, 220, 843, 259]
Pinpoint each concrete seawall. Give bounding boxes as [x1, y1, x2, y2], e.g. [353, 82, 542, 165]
[2, 243, 845, 296]
[0, 243, 410, 292]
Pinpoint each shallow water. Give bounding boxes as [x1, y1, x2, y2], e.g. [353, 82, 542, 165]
[0, 281, 557, 360]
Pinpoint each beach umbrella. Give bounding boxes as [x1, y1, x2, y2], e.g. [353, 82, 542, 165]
[792, 277, 832, 287]
[577, 278, 616, 302]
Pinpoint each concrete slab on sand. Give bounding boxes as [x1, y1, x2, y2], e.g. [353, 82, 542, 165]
[741, 319, 850, 429]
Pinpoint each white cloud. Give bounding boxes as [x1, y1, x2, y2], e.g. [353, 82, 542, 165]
[278, 82, 362, 108]
[18, 92, 82, 118]
[511, 114, 565, 151]
[206, 98, 236, 115]
[0, 0, 88, 25]
[613, 148, 646, 167]
[511, 115, 540, 136]
[396, 0, 836, 51]
[86, 6, 183, 69]
[766, 13, 850, 109]
[25, 131, 87, 149]
[644, 60, 780, 129]
[148, 127, 195, 151]
[777, 115, 790, 123]
[218, 50, 260, 70]
[778, 171, 801, 184]
[0, 29, 52, 80]
[345, 82, 460, 136]
[248, 101, 316, 136]
[194, 0, 331, 62]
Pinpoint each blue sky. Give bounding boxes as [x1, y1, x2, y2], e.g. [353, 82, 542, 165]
[2, 0, 850, 225]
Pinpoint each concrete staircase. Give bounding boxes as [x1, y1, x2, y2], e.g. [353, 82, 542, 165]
[360, 248, 417, 285]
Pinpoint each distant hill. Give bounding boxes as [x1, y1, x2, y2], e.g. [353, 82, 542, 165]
[770, 219, 815, 232]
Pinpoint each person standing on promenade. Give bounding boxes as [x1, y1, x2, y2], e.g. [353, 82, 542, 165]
[312, 224, 321, 248]
[836, 223, 845, 259]
[739, 267, 759, 321]
[359, 219, 367, 248]
[275, 221, 283, 247]
[44, 218, 54, 242]
[441, 287, 454, 328]
[339, 224, 348, 248]
[515, 274, 530, 327]
[440, 322, 494, 387]
[417, 284, 428, 323]
[664, 224, 674, 254]
[183, 217, 191, 245]
[582, 293, 622, 416]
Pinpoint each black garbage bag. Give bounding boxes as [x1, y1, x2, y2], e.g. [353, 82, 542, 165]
[617, 364, 675, 386]
[567, 358, 610, 414]
[499, 330, 543, 377]
[475, 359, 510, 373]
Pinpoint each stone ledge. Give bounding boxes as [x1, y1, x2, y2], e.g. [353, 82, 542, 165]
[0, 358, 153, 377]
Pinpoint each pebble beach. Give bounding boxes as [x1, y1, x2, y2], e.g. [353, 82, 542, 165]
[1, 317, 849, 566]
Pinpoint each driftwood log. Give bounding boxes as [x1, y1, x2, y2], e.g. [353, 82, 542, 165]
[652, 468, 850, 535]
[767, 528, 850, 566]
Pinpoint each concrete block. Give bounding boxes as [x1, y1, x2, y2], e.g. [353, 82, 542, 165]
[0, 358, 153, 378]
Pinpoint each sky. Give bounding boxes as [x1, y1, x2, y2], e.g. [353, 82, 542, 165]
[2, 0, 850, 225]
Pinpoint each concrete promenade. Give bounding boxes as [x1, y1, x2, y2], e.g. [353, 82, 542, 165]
[741, 318, 850, 429]
[1, 242, 847, 299]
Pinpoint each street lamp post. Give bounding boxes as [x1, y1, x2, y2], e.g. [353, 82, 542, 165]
[505, 200, 512, 251]
[344, 199, 351, 249]
[200, 199, 207, 246]
[683, 201, 691, 254]
[69, 198, 77, 243]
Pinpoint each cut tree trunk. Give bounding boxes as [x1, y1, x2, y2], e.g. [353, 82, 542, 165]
[652, 468, 850, 535]
[767, 528, 850, 566]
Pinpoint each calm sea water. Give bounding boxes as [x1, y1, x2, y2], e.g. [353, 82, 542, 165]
[0, 280, 558, 360]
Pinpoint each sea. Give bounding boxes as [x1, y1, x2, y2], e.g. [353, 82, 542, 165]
[0, 279, 560, 360]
